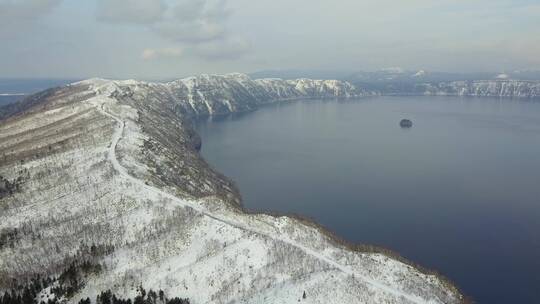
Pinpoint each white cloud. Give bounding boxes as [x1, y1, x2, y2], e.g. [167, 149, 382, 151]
[153, 19, 226, 43]
[152, 0, 230, 43]
[141, 36, 250, 62]
[3, 0, 538, 78]
[141, 47, 184, 60]
[97, 0, 250, 61]
[96, 0, 166, 24]
[191, 36, 251, 60]
[0, 0, 63, 26]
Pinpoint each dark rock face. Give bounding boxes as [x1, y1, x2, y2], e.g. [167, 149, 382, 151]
[400, 119, 413, 128]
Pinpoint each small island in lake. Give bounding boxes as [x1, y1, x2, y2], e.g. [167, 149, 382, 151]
[400, 119, 413, 128]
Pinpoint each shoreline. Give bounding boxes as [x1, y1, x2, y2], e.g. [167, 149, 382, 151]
[187, 97, 471, 303]
[0, 79, 469, 303]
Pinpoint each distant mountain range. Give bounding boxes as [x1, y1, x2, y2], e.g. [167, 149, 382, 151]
[250, 69, 540, 98]
[251, 68, 540, 82]
[2, 70, 540, 105]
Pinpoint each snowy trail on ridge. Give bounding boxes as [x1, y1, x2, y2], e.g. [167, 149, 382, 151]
[95, 102, 442, 304]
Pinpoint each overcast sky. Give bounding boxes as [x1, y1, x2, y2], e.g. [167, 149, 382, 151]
[1, 0, 539, 79]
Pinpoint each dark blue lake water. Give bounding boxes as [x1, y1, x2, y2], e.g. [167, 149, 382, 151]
[196, 96, 540, 304]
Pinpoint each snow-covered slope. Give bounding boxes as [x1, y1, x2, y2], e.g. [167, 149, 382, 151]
[144, 73, 368, 116]
[0, 74, 464, 304]
[418, 80, 540, 98]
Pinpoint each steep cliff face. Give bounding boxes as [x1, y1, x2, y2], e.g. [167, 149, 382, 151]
[0, 75, 464, 304]
[418, 80, 540, 98]
[157, 73, 368, 116]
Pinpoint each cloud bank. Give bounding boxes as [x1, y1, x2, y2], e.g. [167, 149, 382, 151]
[96, 0, 249, 61]
[1, 0, 539, 78]
[96, 0, 166, 24]
[0, 0, 63, 25]
[142, 47, 184, 60]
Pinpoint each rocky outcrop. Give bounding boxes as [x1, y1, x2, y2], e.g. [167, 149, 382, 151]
[400, 119, 413, 128]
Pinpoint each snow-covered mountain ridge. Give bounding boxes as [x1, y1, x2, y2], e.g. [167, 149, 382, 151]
[0, 74, 465, 304]
[417, 80, 540, 98]
[103, 73, 372, 117]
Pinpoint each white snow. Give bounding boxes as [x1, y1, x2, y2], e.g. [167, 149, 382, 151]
[0, 76, 463, 304]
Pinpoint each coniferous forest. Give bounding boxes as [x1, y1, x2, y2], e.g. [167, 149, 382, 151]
[0, 284, 189, 304]
[0, 242, 189, 304]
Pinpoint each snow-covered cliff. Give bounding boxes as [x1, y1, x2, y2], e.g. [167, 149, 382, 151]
[129, 73, 368, 117]
[0, 74, 464, 304]
[418, 80, 540, 98]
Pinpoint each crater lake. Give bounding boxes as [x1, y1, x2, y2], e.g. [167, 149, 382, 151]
[196, 96, 540, 304]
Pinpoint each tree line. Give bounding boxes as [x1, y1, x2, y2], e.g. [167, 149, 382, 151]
[1, 283, 190, 304]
